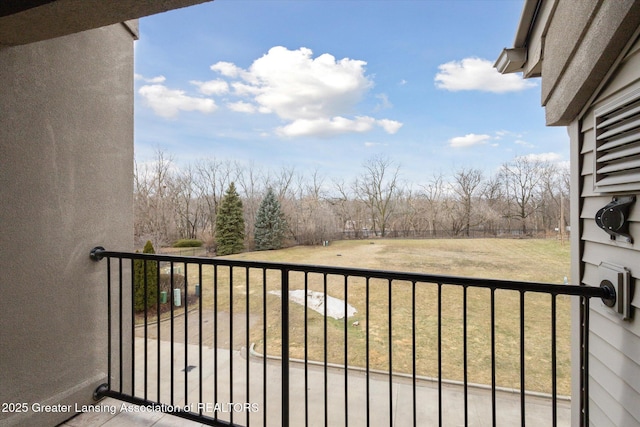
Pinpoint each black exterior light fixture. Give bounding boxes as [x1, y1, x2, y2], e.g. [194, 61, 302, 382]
[595, 195, 636, 243]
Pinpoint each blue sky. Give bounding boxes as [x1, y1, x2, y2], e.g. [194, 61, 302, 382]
[134, 0, 569, 185]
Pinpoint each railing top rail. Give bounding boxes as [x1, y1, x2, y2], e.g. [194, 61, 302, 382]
[90, 247, 608, 299]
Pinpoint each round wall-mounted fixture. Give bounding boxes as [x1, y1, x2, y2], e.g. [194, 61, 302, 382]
[595, 195, 635, 243]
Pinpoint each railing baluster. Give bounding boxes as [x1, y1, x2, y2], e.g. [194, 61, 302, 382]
[170, 261, 175, 406]
[323, 273, 328, 427]
[281, 268, 290, 427]
[230, 266, 234, 426]
[131, 259, 135, 397]
[246, 267, 250, 427]
[491, 288, 496, 427]
[463, 285, 468, 427]
[198, 263, 203, 417]
[520, 290, 526, 427]
[184, 261, 188, 407]
[213, 264, 218, 421]
[438, 282, 442, 427]
[107, 257, 112, 392]
[388, 278, 393, 427]
[119, 258, 123, 394]
[304, 272, 309, 427]
[551, 294, 557, 427]
[344, 274, 349, 427]
[262, 268, 268, 427]
[412, 280, 417, 427]
[143, 260, 148, 401]
[366, 277, 371, 427]
[156, 260, 161, 403]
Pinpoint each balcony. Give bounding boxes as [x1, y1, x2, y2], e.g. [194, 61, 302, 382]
[70, 247, 610, 426]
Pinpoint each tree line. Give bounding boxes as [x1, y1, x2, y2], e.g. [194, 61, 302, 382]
[134, 150, 569, 251]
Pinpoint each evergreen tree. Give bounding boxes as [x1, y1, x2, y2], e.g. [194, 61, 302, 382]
[133, 240, 159, 311]
[215, 182, 245, 255]
[255, 188, 287, 250]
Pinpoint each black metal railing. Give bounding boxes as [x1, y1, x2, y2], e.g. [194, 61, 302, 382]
[90, 247, 611, 427]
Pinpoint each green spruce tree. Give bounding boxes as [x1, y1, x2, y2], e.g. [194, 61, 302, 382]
[215, 182, 245, 255]
[133, 240, 159, 311]
[255, 188, 287, 250]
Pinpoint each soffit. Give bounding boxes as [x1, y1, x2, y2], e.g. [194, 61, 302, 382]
[0, 0, 213, 47]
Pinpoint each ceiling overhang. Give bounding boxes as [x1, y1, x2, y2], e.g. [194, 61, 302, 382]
[0, 0, 214, 47]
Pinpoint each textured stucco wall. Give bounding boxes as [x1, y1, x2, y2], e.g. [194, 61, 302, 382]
[0, 23, 134, 426]
[539, 0, 640, 125]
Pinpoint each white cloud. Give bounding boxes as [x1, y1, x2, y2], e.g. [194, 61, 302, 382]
[435, 57, 536, 93]
[210, 61, 243, 78]
[138, 84, 217, 119]
[135, 74, 166, 84]
[449, 133, 491, 148]
[520, 152, 562, 163]
[227, 101, 257, 113]
[514, 139, 534, 148]
[190, 79, 229, 95]
[377, 119, 403, 134]
[210, 46, 402, 137]
[364, 141, 388, 148]
[276, 116, 376, 137]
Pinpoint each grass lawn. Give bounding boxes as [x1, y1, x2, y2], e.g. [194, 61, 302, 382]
[183, 238, 572, 395]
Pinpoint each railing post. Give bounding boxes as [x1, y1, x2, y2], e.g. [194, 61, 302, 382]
[90, 246, 105, 261]
[282, 267, 290, 427]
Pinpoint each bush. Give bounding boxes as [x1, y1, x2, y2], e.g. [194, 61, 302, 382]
[133, 241, 159, 312]
[173, 239, 203, 248]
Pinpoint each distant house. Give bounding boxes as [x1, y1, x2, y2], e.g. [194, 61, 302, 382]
[496, 1, 640, 425]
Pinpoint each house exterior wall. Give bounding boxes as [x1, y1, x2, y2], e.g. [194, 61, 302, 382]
[503, 2, 640, 425]
[0, 23, 135, 426]
[573, 34, 640, 427]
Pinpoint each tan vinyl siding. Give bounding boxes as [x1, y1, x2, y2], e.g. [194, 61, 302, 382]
[579, 34, 640, 426]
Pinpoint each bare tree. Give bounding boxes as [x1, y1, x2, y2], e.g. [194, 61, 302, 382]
[354, 156, 402, 237]
[194, 158, 233, 239]
[235, 162, 264, 249]
[452, 167, 483, 236]
[500, 156, 546, 234]
[421, 173, 445, 237]
[133, 149, 175, 247]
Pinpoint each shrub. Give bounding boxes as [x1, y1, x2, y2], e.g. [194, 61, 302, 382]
[133, 240, 159, 312]
[173, 239, 203, 248]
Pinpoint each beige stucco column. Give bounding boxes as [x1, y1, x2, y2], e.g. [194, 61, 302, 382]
[0, 22, 136, 426]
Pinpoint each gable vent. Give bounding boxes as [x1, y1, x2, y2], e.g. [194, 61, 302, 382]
[594, 88, 640, 193]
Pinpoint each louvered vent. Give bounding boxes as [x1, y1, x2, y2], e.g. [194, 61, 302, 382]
[594, 88, 640, 193]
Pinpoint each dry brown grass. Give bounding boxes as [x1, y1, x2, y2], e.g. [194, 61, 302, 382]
[184, 238, 572, 395]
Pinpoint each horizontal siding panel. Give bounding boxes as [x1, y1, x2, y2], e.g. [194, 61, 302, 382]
[590, 332, 640, 395]
[588, 377, 639, 427]
[581, 218, 640, 251]
[583, 239, 640, 271]
[581, 126, 595, 154]
[582, 109, 595, 134]
[589, 401, 617, 427]
[590, 309, 640, 357]
[582, 150, 594, 176]
[582, 196, 640, 222]
[581, 175, 597, 197]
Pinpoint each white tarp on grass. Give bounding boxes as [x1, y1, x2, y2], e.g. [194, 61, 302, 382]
[269, 290, 357, 320]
